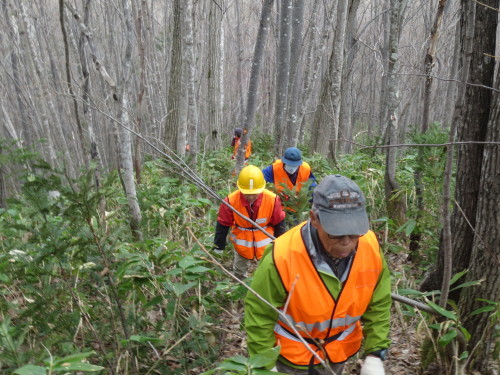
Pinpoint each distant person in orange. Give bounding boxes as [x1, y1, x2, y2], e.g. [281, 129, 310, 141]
[231, 128, 252, 161]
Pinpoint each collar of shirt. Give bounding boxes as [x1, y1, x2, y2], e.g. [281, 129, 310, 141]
[238, 191, 263, 219]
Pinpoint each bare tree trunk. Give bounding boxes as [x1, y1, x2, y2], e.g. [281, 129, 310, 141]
[339, 0, 361, 154]
[2, 0, 31, 147]
[165, 0, 182, 155]
[284, 0, 304, 148]
[328, 0, 350, 160]
[59, 0, 88, 169]
[412, 0, 448, 254]
[207, 0, 223, 150]
[421, 0, 447, 130]
[14, 0, 57, 166]
[274, 0, 292, 156]
[235, 0, 275, 171]
[442, 18, 460, 127]
[384, 0, 406, 226]
[295, 0, 323, 145]
[460, 64, 499, 372]
[184, 0, 199, 166]
[133, 0, 146, 183]
[310, 0, 349, 158]
[234, 0, 245, 126]
[116, 0, 142, 242]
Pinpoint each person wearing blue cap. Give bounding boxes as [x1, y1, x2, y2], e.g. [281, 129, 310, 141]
[262, 147, 317, 203]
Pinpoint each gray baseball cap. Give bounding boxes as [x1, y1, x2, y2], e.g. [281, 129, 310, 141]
[312, 174, 369, 236]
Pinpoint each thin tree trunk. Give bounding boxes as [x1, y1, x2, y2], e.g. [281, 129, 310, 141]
[165, 0, 182, 155]
[234, 0, 245, 126]
[339, 0, 361, 154]
[207, 0, 223, 150]
[384, 0, 406, 226]
[116, 0, 142, 242]
[235, 0, 275, 171]
[328, 0, 350, 160]
[184, 0, 199, 166]
[274, 0, 292, 156]
[421, 0, 447, 130]
[285, 0, 304, 148]
[2, 0, 31, 147]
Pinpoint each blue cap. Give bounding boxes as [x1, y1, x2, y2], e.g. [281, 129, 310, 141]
[282, 147, 303, 167]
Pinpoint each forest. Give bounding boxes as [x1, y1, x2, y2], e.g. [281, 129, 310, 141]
[0, 0, 498, 374]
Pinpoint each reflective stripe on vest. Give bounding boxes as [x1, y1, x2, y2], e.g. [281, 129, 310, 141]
[272, 160, 311, 194]
[274, 320, 357, 344]
[228, 190, 276, 260]
[278, 312, 361, 333]
[273, 224, 382, 365]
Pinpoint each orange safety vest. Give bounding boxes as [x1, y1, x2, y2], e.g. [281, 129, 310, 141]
[233, 138, 252, 159]
[272, 160, 311, 194]
[273, 223, 382, 366]
[228, 190, 276, 260]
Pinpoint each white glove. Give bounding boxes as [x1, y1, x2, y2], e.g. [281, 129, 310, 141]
[360, 356, 385, 375]
[270, 366, 278, 372]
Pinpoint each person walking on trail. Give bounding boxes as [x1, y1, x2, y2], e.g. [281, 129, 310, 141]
[263, 147, 317, 199]
[244, 174, 391, 375]
[231, 128, 252, 161]
[213, 165, 286, 280]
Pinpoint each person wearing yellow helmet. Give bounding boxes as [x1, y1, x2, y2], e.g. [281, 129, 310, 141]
[213, 165, 286, 279]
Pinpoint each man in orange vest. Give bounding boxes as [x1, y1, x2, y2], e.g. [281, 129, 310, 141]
[213, 165, 286, 280]
[245, 174, 391, 374]
[263, 147, 316, 195]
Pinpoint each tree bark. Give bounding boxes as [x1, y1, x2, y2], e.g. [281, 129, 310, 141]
[384, 0, 406, 226]
[235, 0, 275, 171]
[460, 66, 499, 372]
[284, 0, 304, 148]
[165, 0, 182, 155]
[274, 0, 292, 156]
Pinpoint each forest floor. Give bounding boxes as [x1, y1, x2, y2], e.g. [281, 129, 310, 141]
[208, 250, 424, 375]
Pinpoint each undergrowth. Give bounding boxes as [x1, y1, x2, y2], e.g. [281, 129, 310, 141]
[0, 128, 450, 374]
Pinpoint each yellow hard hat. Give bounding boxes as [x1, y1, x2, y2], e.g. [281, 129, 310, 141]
[237, 165, 266, 194]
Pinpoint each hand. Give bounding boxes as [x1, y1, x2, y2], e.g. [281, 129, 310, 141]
[269, 366, 277, 372]
[360, 356, 385, 375]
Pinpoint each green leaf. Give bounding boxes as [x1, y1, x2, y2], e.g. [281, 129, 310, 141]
[165, 280, 197, 297]
[51, 351, 98, 365]
[143, 295, 163, 308]
[186, 265, 211, 273]
[438, 329, 457, 346]
[427, 300, 457, 321]
[450, 280, 483, 292]
[179, 256, 204, 269]
[249, 347, 281, 369]
[459, 351, 469, 360]
[459, 326, 471, 341]
[469, 305, 495, 316]
[13, 365, 46, 375]
[449, 270, 468, 286]
[52, 362, 104, 371]
[217, 361, 247, 372]
[222, 355, 247, 365]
